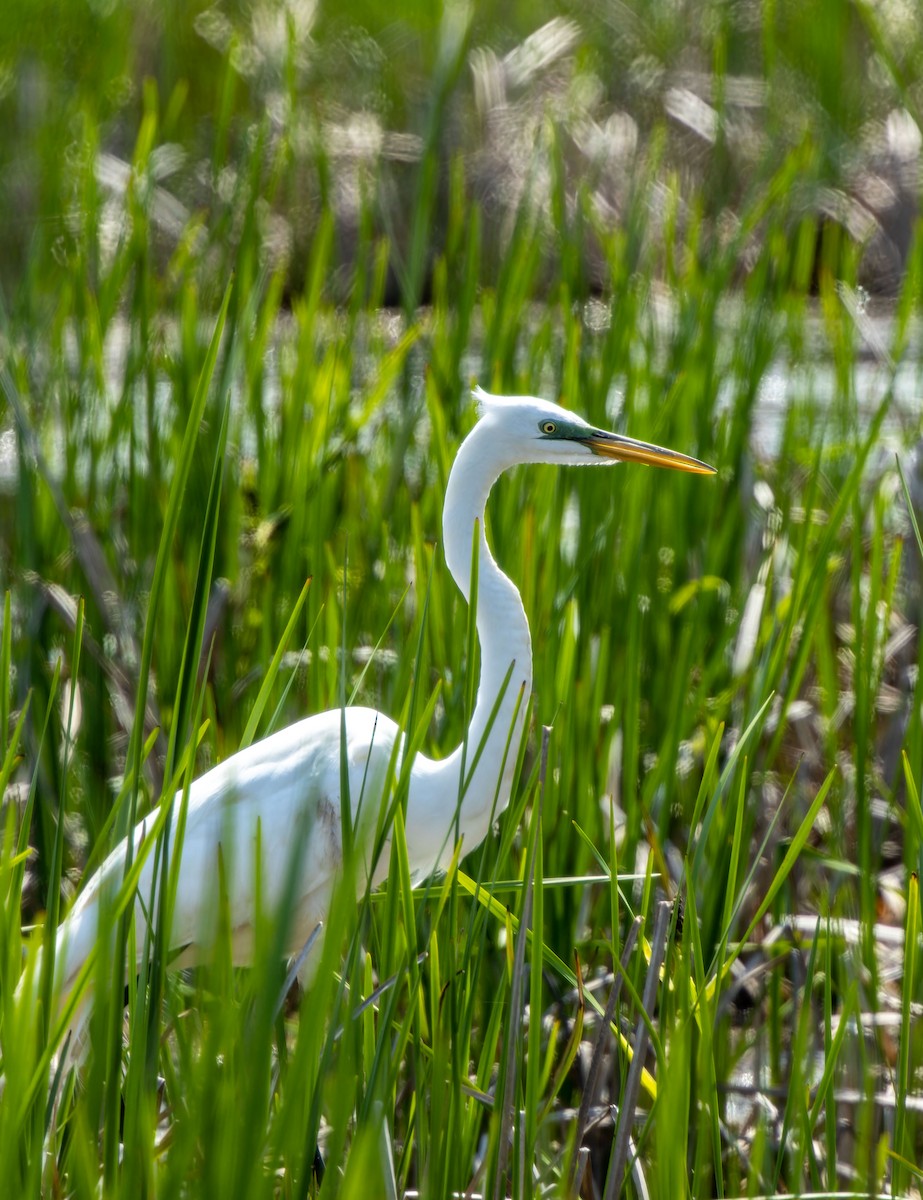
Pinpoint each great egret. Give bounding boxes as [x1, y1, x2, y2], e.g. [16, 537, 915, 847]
[42, 386, 714, 1043]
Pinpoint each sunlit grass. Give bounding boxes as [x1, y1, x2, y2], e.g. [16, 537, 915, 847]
[2, 7, 923, 1197]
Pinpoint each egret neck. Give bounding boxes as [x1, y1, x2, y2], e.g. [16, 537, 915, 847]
[428, 415, 533, 860]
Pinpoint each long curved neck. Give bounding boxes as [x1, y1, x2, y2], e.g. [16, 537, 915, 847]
[439, 419, 533, 836]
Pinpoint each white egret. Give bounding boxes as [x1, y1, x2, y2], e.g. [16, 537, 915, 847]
[43, 386, 715, 1041]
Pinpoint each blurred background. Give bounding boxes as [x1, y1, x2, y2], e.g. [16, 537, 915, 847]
[2, 0, 921, 306]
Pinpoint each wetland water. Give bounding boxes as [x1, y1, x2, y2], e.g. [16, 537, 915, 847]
[2, 305, 922, 499]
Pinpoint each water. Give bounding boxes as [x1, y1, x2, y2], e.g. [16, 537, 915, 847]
[2, 305, 921, 495]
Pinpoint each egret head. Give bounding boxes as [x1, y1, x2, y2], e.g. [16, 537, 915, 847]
[473, 387, 716, 475]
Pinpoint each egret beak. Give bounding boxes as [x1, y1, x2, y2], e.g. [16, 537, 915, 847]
[580, 431, 716, 475]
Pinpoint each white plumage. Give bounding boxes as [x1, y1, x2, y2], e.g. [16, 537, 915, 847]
[44, 387, 714, 1044]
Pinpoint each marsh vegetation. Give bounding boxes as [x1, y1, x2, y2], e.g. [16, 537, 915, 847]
[2, 2, 923, 1196]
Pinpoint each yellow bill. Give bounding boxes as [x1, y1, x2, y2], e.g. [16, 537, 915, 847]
[580, 431, 716, 475]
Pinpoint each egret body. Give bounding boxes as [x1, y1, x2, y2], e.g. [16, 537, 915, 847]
[48, 387, 714, 1021]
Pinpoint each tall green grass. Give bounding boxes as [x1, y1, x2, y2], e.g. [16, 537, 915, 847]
[2, 6, 923, 1198]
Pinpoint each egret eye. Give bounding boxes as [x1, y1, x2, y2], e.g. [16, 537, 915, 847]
[540, 420, 557, 435]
